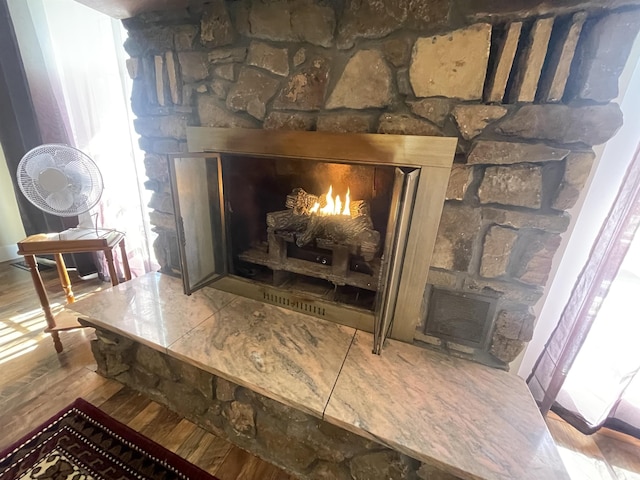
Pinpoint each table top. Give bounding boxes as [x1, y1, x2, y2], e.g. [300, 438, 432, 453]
[17, 228, 124, 255]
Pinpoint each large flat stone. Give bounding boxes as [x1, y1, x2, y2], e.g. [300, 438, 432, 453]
[337, 0, 449, 49]
[572, 9, 640, 102]
[263, 112, 316, 131]
[407, 98, 452, 127]
[198, 95, 259, 128]
[467, 141, 570, 165]
[316, 113, 373, 133]
[497, 104, 623, 146]
[247, 42, 289, 77]
[479, 165, 543, 208]
[486, 22, 522, 103]
[480, 226, 518, 278]
[552, 151, 596, 210]
[482, 208, 570, 233]
[178, 52, 209, 83]
[200, 0, 235, 47]
[445, 165, 473, 201]
[226, 67, 281, 120]
[247, 0, 335, 47]
[377, 114, 442, 136]
[273, 57, 330, 111]
[326, 50, 392, 110]
[513, 232, 562, 286]
[431, 204, 481, 271]
[410, 24, 491, 100]
[452, 105, 507, 140]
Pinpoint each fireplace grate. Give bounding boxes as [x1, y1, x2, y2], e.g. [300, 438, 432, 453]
[263, 291, 326, 316]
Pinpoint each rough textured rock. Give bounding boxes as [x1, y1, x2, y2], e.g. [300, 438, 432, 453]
[350, 451, 415, 480]
[494, 309, 536, 342]
[573, 10, 640, 102]
[273, 57, 330, 111]
[317, 113, 373, 133]
[216, 378, 237, 401]
[427, 269, 459, 289]
[326, 50, 392, 109]
[263, 112, 316, 130]
[135, 345, 175, 380]
[226, 67, 281, 120]
[197, 96, 259, 128]
[417, 462, 462, 480]
[134, 115, 190, 139]
[247, 0, 335, 47]
[553, 151, 596, 210]
[173, 25, 197, 51]
[452, 105, 507, 140]
[410, 24, 492, 100]
[467, 141, 570, 165]
[310, 461, 352, 480]
[148, 192, 174, 214]
[200, 0, 235, 47]
[480, 226, 518, 278]
[407, 98, 452, 127]
[223, 401, 256, 437]
[378, 113, 442, 135]
[479, 165, 543, 208]
[464, 277, 544, 306]
[382, 37, 412, 67]
[514, 232, 562, 286]
[432, 204, 482, 271]
[177, 52, 209, 82]
[214, 64, 236, 81]
[144, 153, 168, 181]
[490, 334, 525, 363]
[497, 104, 624, 146]
[208, 47, 247, 64]
[482, 208, 570, 233]
[486, 21, 522, 103]
[247, 42, 289, 77]
[211, 79, 230, 99]
[337, 0, 449, 49]
[509, 17, 554, 103]
[445, 165, 473, 200]
[293, 48, 306, 67]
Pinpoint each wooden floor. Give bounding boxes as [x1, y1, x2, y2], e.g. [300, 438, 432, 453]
[1, 260, 639, 480]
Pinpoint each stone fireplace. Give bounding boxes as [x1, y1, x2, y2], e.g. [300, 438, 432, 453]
[170, 127, 454, 352]
[125, 0, 640, 368]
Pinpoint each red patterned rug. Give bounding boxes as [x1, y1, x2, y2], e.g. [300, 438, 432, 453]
[0, 398, 220, 479]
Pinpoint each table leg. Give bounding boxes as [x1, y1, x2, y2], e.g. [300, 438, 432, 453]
[119, 239, 132, 281]
[24, 255, 63, 353]
[54, 253, 75, 304]
[104, 248, 119, 286]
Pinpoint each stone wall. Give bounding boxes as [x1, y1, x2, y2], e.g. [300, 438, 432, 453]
[92, 327, 461, 480]
[123, 0, 640, 368]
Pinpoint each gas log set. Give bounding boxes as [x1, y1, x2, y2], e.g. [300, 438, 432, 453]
[239, 185, 383, 296]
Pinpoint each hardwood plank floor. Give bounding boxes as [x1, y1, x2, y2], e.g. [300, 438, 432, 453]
[1, 260, 639, 479]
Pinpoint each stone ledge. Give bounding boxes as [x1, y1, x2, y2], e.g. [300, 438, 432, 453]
[71, 272, 568, 480]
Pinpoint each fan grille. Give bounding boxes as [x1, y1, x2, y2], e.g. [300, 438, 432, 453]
[17, 144, 103, 217]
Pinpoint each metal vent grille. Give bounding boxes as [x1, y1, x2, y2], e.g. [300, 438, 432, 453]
[263, 292, 326, 316]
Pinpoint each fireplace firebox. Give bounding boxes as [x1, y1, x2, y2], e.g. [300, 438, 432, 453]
[170, 128, 456, 352]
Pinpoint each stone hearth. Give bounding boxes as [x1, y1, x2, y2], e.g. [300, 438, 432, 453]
[70, 273, 569, 480]
[124, 0, 640, 367]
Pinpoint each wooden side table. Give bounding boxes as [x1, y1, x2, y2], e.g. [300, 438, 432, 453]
[17, 228, 132, 353]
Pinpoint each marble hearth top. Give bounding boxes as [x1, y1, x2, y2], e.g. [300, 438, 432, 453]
[69, 273, 568, 480]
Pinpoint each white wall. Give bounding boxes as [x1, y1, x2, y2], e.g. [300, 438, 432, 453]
[0, 143, 26, 262]
[516, 38, 640, 379]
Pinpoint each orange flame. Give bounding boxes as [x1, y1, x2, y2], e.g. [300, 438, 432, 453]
[309, 185, 351, 216]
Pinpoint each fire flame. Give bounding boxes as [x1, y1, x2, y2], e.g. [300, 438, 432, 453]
[309, 185, 351, 216]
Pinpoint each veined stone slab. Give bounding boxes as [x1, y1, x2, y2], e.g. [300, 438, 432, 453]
[479, 165, 543, 208]
[486, 22, 522, 103]
[467, 141, 570, 165]
[326, 50, 392, 109]
[509, 17, 554, 103]
[410, 24, 491, 100]
[452, 105, 507, 140]
[247, 42, 289, 77]
[497, 103, 623, 145]
[480, 226, 518, 278]
[538, 12, 586, 102]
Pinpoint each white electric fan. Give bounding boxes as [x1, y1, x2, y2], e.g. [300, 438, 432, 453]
[17, 144, 104, 219]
